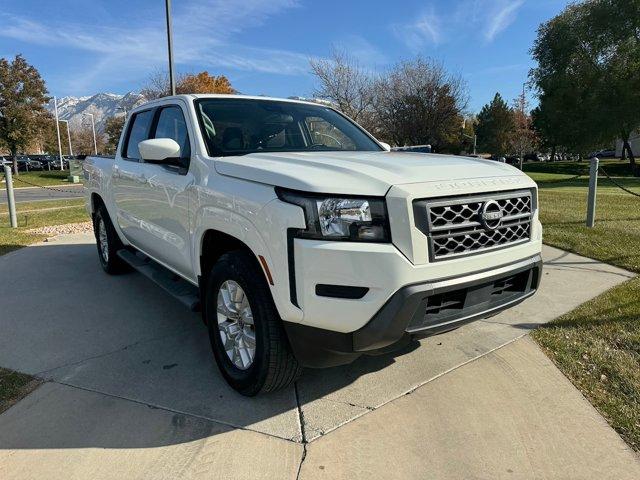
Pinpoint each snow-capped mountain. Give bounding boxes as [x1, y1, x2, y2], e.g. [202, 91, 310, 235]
[46, 92, 147, 132]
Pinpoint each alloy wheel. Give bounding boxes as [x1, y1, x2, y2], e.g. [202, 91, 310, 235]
[216, 280, 256, 370]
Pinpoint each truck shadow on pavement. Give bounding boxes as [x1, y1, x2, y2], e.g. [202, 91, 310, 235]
[0, 241, 420, 448]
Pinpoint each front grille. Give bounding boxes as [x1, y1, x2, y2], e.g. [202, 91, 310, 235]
[413, 190, 533, 261]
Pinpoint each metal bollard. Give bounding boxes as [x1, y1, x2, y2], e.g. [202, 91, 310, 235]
[586, 157, 599, 228]
[3, 164, 18, 228]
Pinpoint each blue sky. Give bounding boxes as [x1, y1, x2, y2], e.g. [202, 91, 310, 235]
[0, 0, 571, 112]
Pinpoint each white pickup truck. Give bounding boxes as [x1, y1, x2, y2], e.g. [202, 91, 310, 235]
[84, 94, 542, 396]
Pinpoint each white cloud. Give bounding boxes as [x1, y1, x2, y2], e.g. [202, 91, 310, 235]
[484, 0, 525, 42]
[392, 7, 443, 51]
[0, 0, 307, 94]
[394, 0, 525, 50]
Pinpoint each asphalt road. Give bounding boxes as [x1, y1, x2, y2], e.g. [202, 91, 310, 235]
[0, 183, 84, 203]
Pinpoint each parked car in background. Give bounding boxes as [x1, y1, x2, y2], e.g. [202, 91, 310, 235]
[392, 145, 432, 153]
[12, 155, 43, 171]
[524, 153, 549, 162]
[38, 155, 66, 170]
[491, 155, 519, 165]
[589, 149, 616, 158]
[36, 155, 55, 170]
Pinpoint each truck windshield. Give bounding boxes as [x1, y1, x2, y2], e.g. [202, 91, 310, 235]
[195, 98, 382, 156]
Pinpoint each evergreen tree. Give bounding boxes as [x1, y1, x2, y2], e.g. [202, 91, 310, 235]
[476, 93, 514, 157]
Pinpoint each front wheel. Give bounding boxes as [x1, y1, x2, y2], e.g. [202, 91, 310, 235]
[204, 251, 301, 396]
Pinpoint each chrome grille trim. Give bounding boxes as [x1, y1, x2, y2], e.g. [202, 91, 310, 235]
[413, 190, 533, 261]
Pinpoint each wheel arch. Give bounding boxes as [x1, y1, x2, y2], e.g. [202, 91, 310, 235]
[90, 192, 104, 214]
[199, 229, 267, 285]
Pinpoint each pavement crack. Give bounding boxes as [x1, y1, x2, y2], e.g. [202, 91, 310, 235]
[293, 381, 308, 443]
[296, 444, 308, 480]
[293, 381, 308, 479]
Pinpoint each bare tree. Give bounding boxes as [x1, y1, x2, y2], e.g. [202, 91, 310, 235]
[71, 125, 105, 155]
[141, 70, 171, 100]
[310, 49, 377, 128]
[373, 58, 468, 150]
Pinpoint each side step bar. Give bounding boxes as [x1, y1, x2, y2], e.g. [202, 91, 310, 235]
[117, 249, 201, 311]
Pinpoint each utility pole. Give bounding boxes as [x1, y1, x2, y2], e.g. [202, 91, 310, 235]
[165, 0, 176, 96]
[53, 96, 64, 171]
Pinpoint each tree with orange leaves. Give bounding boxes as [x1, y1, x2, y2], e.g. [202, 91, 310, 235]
[142, 70, 236, 99]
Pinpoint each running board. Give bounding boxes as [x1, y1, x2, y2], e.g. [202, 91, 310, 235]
[117, 249, 200, 311]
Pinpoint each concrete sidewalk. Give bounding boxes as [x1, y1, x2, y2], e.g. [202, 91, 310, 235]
[0, 233, 637, 479]
[300, 337, 640, 480]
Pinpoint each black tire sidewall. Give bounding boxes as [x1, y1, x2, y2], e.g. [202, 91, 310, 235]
[205, 253, 271, 395]
[93, 206, 125, 274]
[93, 209, 110, 270]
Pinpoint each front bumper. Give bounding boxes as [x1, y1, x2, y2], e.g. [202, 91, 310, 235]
[284, 254, 542, 368]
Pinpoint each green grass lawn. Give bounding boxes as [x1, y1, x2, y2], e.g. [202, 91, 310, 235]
[0, 200, 89, 256]
[1, 169, 77, 188]
[527, 161, 640, 451]
[0, 368, 41, 415]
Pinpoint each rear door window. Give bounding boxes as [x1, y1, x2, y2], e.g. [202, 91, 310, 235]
[123, 110, 154, 160]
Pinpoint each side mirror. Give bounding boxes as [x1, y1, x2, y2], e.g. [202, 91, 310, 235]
[138, 138, 182, 165]
[379, 141, 391, 152]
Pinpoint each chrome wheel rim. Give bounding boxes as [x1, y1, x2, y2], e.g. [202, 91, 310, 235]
[216, 280, 256, 370]
[98, 218, 109, 263]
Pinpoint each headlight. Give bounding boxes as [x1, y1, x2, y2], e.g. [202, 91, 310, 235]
[276, 188, 391, 242]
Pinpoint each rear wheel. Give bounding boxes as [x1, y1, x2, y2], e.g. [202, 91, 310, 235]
[92, 205, 129, 274]
[204, 251, 302, 396]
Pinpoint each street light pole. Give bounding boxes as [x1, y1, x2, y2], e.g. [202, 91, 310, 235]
[165, 0, 176, 96]
[59, 120, 74, 158]
[53, 96, 64, 171]
[462, 117, 477, 155]
[83, 113, 98, 155]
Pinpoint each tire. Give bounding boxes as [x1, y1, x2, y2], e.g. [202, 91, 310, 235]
[92, 205, 129, 274]
[204, 250, 302, 396]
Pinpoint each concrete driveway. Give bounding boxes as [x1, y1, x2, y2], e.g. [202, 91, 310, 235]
[0, 233, 638, 479]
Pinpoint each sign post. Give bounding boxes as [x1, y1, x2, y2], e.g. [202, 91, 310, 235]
[3, 164, 18, 228]
[586, 157, 599, 228]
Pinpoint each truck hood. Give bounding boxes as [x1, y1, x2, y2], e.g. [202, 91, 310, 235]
[214, 151, 528, 196]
